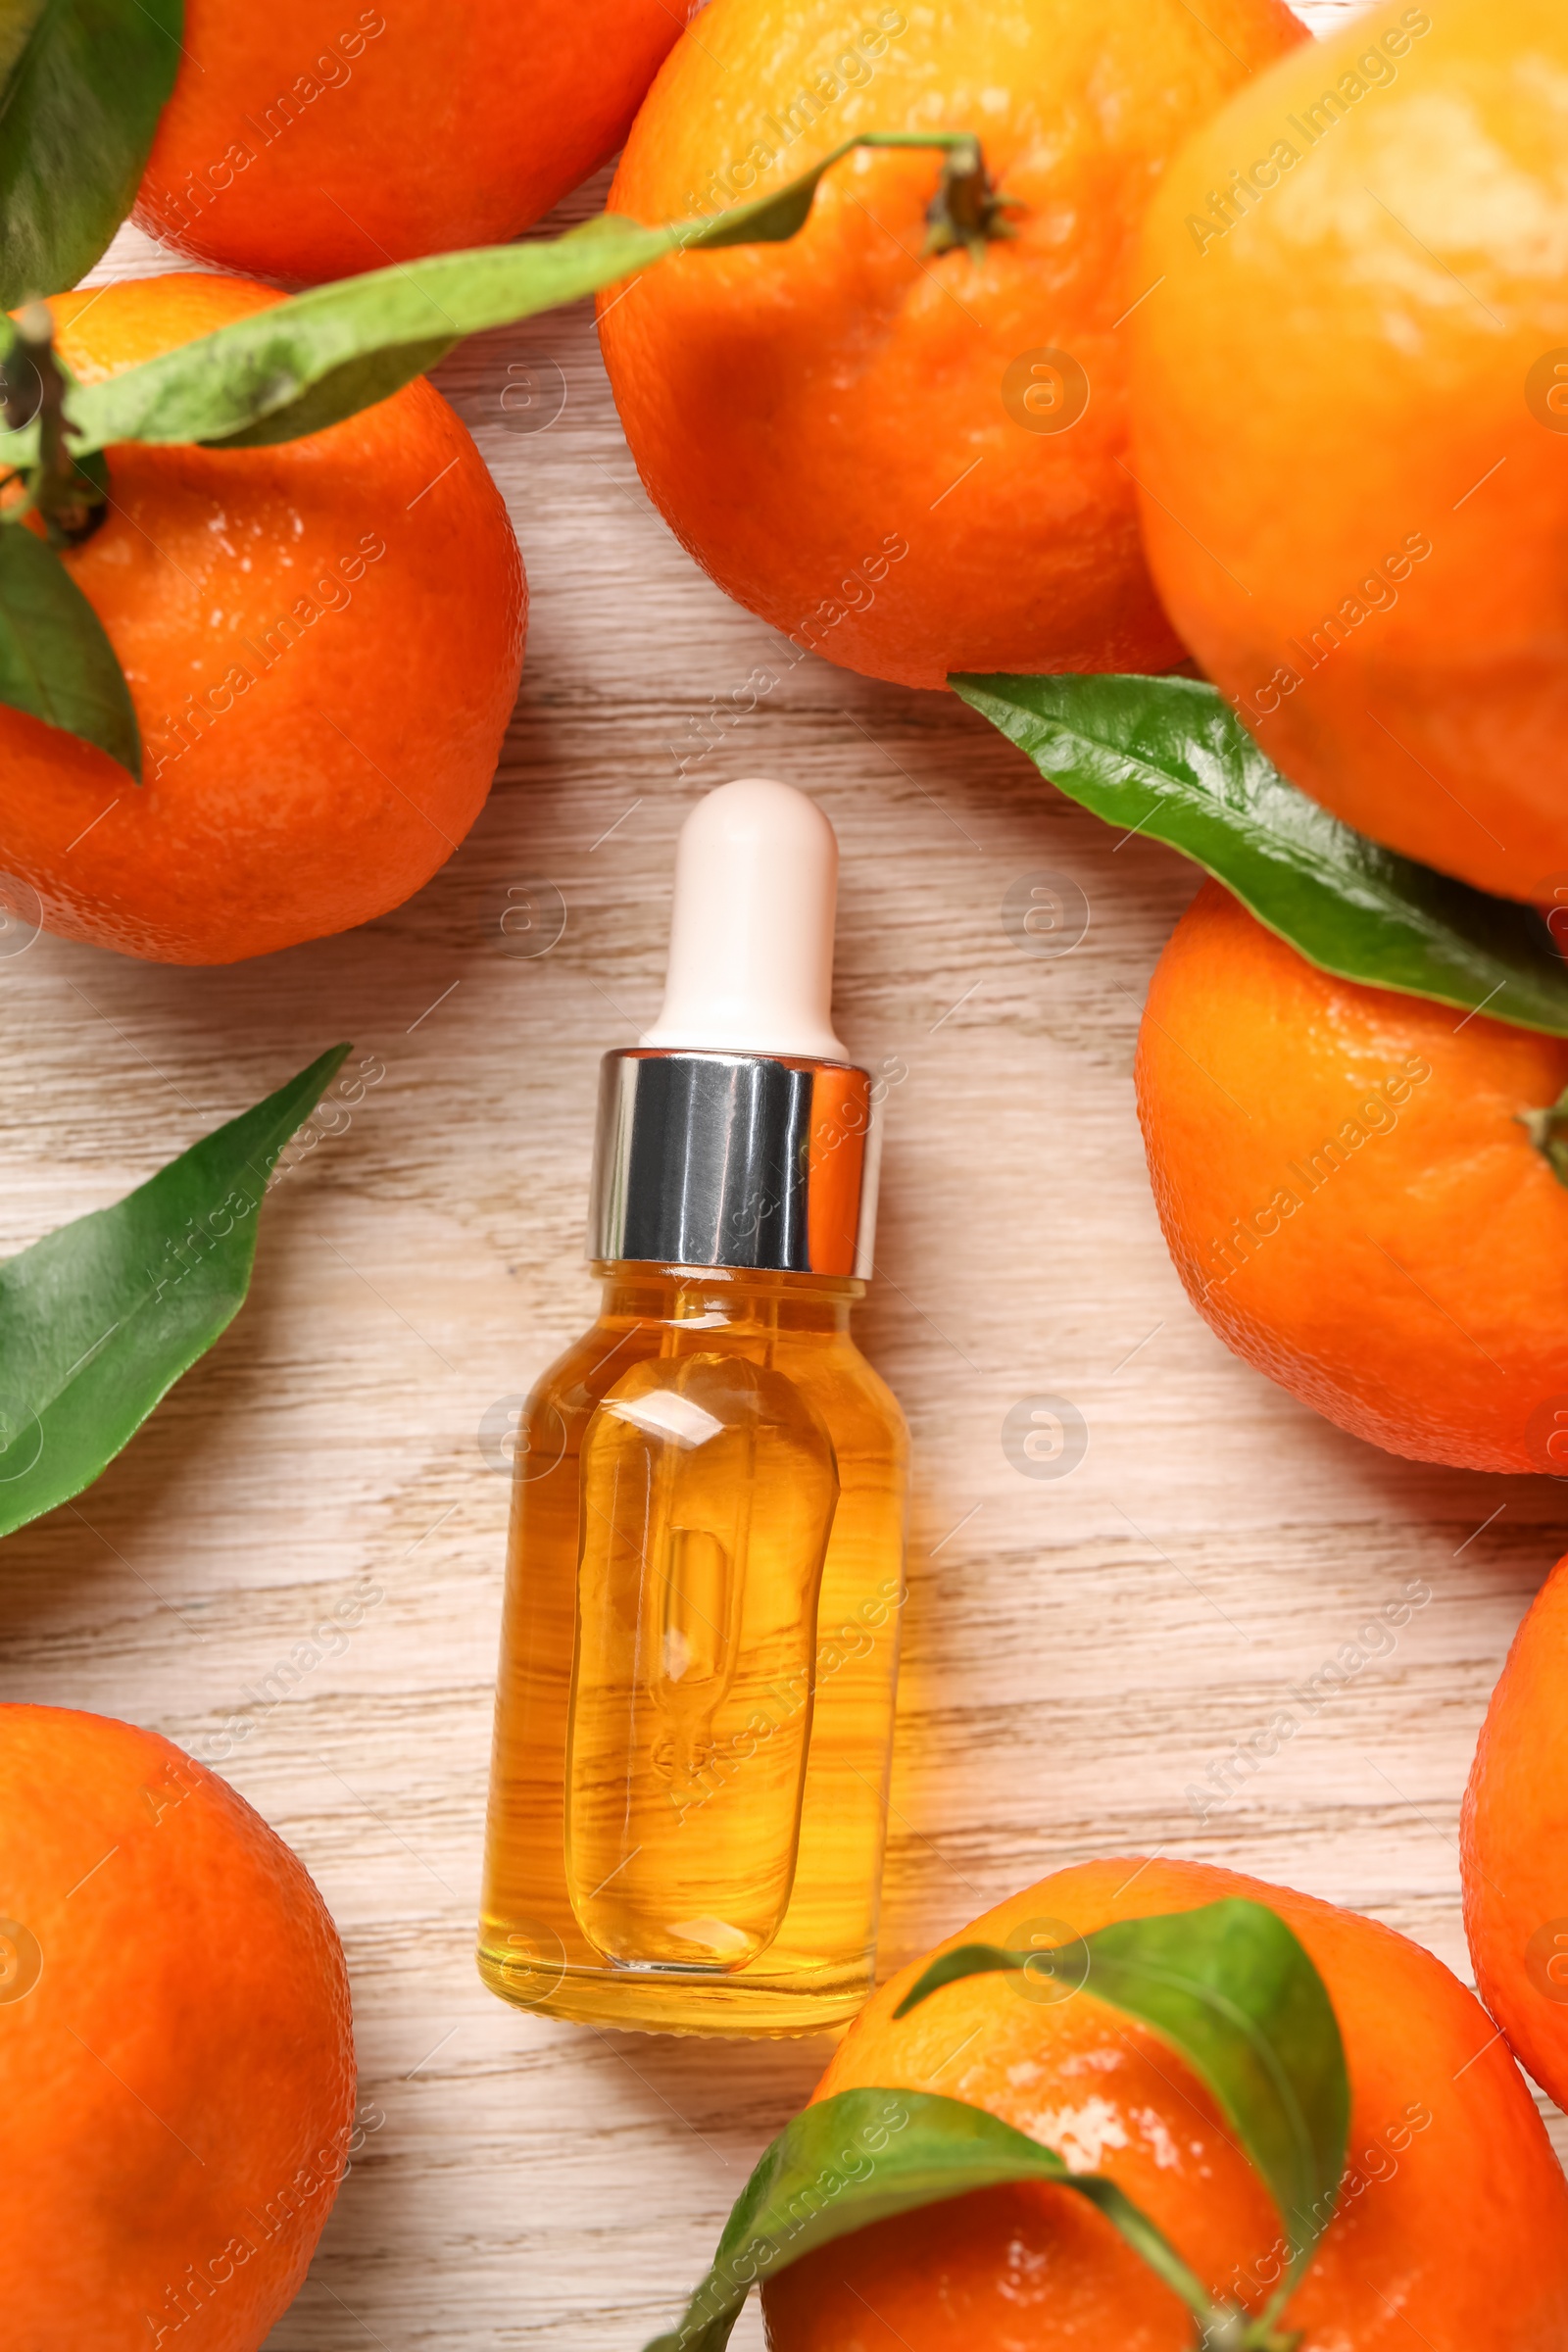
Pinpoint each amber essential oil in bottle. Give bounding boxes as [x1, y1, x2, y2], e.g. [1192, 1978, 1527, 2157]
[478, 780, 908, 2034]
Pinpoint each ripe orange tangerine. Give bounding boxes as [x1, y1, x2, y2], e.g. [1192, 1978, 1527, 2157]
[134, 0, 690, 284]
[599, 0, 1306, 692]
[1128, 0, 1568, 902]
[0, 1703, 355, 2347]
[4, 272, 524, 964]
[1464, 1548, 1568, 2114]
[1135, 879, 1568, 1473]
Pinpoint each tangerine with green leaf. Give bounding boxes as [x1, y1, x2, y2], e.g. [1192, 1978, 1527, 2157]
[2, 271, 524, 964]
[598, 0, 1306, 692]
[1135, 878, 1568, 1473]
[761, 1857, 1568, 2349]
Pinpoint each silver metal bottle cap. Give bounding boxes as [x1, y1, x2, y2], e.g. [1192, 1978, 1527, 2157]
[587, 1049, 878, 1278]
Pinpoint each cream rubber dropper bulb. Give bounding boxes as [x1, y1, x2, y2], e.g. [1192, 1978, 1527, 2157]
[641, 777, 850, 1062]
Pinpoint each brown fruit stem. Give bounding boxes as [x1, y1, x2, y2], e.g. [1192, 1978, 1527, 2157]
[1, 305, 107, 548]
[849, 130, 1021, 261]
[1519, 1087, 1568, 1189]
[923, 134, 1020, 259]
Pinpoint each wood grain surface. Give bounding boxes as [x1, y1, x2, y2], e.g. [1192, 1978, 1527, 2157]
[9, 2, 1563, 2343]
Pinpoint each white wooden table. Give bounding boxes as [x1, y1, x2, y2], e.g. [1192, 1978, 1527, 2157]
[8, 4, 1561, 2341]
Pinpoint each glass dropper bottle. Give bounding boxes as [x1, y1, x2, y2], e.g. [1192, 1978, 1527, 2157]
[478, 778, 909, 2035]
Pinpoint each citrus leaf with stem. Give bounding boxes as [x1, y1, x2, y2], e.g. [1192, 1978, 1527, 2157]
[955, 671, 1568, 1037]
[897, 1897, 1349, 2315]
[0, 131, 990, 460]
[641, 2086, 1219, 2352]
[0, 0, 182, 307]
[0, 1044, 350, 1541]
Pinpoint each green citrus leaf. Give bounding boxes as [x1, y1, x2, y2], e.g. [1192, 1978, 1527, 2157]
[641, 2086, 1211, 2352]
[955, 671, 1568, 1037]
[0, 0, 182, 306]
[0, 1044, 350, 1541]
[11, 132, 973, 458]
[898, 1898, 1349, 2301]
[0, 522, 139, 778]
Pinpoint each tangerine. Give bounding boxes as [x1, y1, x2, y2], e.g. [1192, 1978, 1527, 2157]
[762, 1856, 1568, 2349]
[6, 272, 524, 964]
[1128, 0, 1568, 903]
[1464, 1547, 1568, 2112]
[0, 1702, 355, 2347]
[134, 0, 689, 284]
[1135, 878, 1568, 1473]
[599, 0, 1305, 693]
